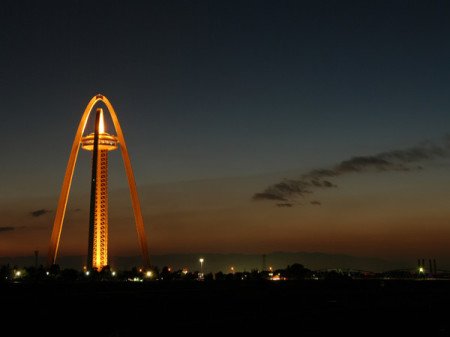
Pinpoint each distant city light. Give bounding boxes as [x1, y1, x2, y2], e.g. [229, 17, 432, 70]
[15, 271, 21, 277]
[46, 271, 50, 276]
[270, 273, 287, 281]
[85, 271, 90, 276]
[199, 258, 204, 271]
[419, 267, 425, 273]
[111, 271, 116, 276]
[146, 271, 152, 277]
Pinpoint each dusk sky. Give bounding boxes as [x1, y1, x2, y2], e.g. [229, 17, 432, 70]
[2, 1, 450, 268]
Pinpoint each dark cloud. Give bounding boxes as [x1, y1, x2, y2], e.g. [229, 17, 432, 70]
[253, 139, 450, 205]
[272, 180, 312, 196]
[309, 143, 446, 180]
[310, 201, 321, 206]
[253, 192, 287, 201]
[310, 179, 337, 188]
[30, 209, 51, 217]
[0, 226, 46, 234]
[252, 180, 311, 202]
[308, 169, 337, 178]
[277, 203, 293, 207]
[336, 156, 407, 173]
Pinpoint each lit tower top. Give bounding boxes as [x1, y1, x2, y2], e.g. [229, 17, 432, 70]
[47, 94, 150, 270]
[81, 108, 118, 270]
[81, 110, 118, 151]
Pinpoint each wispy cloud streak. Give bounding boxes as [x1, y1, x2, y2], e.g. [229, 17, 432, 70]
[253, 138, 449, 206]
[30, 209, 51, 217]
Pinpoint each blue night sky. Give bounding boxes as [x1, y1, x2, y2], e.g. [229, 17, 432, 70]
[2, 1, 450, 268]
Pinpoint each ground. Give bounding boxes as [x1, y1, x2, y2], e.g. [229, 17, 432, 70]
[2, 280, 449, 336]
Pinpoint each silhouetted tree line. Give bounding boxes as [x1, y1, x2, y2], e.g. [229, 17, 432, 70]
[1, 262, 446, 283]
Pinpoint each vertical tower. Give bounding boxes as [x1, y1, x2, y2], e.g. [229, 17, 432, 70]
[81, 109, 117, 269]
[47, 94, 150, 269]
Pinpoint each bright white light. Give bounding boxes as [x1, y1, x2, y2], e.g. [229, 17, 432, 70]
[199, 258, 204, 263]
[146, 271, 152, 277]
[46, 271, 50, 276]
[15, 271, 21, 277]
[85, 271, 90, 276]
[99, 110, 105, 133]
[419, 267, 425, 273]
[112, 271, 116, 276]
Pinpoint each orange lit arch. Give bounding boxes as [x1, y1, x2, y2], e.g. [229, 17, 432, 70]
[48, 94, 150, 267]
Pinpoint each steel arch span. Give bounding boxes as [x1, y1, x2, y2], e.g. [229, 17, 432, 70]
[47, 94, 150, 267]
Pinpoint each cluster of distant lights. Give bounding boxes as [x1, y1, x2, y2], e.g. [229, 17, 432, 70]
[84, 260, 204, 280]
[9, 258, 207, 280]
[9, 258, 345, 282]
[6, 267, 154, 280]
[4, 263, 436, 284]
[82, 269, 153, 278]
[5, 256, 432, 278]
[10, 259, 240, 280]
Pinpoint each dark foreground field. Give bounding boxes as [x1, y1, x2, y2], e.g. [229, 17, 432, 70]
[2, 280, 450, 336]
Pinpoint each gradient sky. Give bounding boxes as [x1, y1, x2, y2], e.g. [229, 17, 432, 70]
[2, 1, 450, 268]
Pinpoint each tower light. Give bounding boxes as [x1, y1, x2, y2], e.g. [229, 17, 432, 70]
[47, 95, 151, 270]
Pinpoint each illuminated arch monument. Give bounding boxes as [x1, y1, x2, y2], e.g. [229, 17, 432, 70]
[48, 94, 150, 269]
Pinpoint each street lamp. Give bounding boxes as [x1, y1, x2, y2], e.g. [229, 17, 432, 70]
[199, 258, 204, 276]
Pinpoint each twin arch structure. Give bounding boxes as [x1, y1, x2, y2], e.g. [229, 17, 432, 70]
[47, 94, 150, 267]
